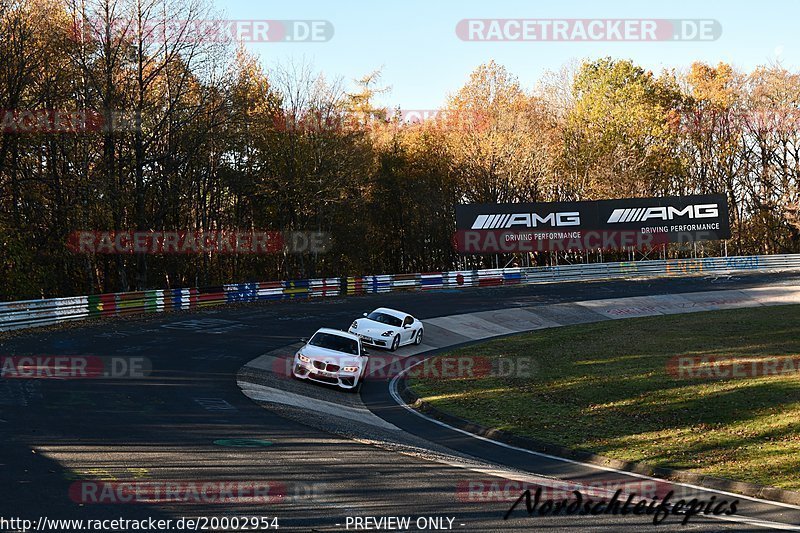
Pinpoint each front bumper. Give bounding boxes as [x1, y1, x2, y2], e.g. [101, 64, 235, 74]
[348, 329, 389, 348]
[292, 358, 361, 389]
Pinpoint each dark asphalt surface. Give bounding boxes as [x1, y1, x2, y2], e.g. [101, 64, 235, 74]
[1, 271, 799, 532]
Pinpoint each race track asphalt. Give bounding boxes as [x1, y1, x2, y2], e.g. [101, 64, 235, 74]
[2, 271, 799, 532]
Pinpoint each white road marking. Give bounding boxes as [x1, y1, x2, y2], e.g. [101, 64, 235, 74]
[162, 318, 247, 334]
[239, 381, 399, 431]
[425, 315, 517, 339]
[193, 397, 237, 411]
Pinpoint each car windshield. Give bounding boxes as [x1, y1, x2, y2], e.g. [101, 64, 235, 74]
[308, 332, 359, 355]
[366, 311, 403, 327]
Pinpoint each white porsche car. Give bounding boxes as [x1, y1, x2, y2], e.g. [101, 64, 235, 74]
[348, 307, 424, 351]
[292, 328, 369, 391]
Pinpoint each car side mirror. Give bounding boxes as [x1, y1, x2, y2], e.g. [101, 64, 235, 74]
[404, 324, 411, 329]
[362, 349, 370, 356]
[362, 312, 368, 317]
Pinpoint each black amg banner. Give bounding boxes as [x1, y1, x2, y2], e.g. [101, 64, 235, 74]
[454, 194, 731, 253]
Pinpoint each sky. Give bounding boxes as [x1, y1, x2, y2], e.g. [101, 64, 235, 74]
[209, 0, 799, 109]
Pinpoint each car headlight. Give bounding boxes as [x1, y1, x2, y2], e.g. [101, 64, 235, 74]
[381, 331, 393, 337]
[351, 321, 358, 329]
[297, 353, 310, 363]
[342, 366, 359, 373]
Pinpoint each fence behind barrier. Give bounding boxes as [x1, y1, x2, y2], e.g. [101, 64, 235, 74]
[0, 255, 798, 332]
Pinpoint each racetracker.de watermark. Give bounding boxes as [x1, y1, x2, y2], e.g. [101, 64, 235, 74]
[67, 230, 330, 255]
[273, 353, 538, 381]
[457, 477, 697, 503]
[456, 19, 721, 41]
[0, 109, 166, 134]
[667, 355, 800, 379]
[71, 19, 333, 43]
[0, 355, 151, 379]
[1, 109, 104, 134]
[453, 229, 673, 253]
[69, 480, 325, 504]
[458, 476, 737, 526]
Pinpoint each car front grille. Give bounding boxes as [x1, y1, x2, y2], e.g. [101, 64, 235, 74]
[312, 360, 340, 372]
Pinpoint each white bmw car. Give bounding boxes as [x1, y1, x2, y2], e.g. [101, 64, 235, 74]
[348, 307, 424, 351]
[292, 328, 369, 391]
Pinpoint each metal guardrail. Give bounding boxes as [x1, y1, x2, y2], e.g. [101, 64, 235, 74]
[1, 254, 798, 333]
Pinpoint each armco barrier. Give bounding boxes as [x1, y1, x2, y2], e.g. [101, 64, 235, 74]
[0, 255, 798, 333]
[420, 272, 444, 290]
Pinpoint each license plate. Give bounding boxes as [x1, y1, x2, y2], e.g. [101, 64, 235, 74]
[360, 336, 374, 343]
[318, 370, 336, 377]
